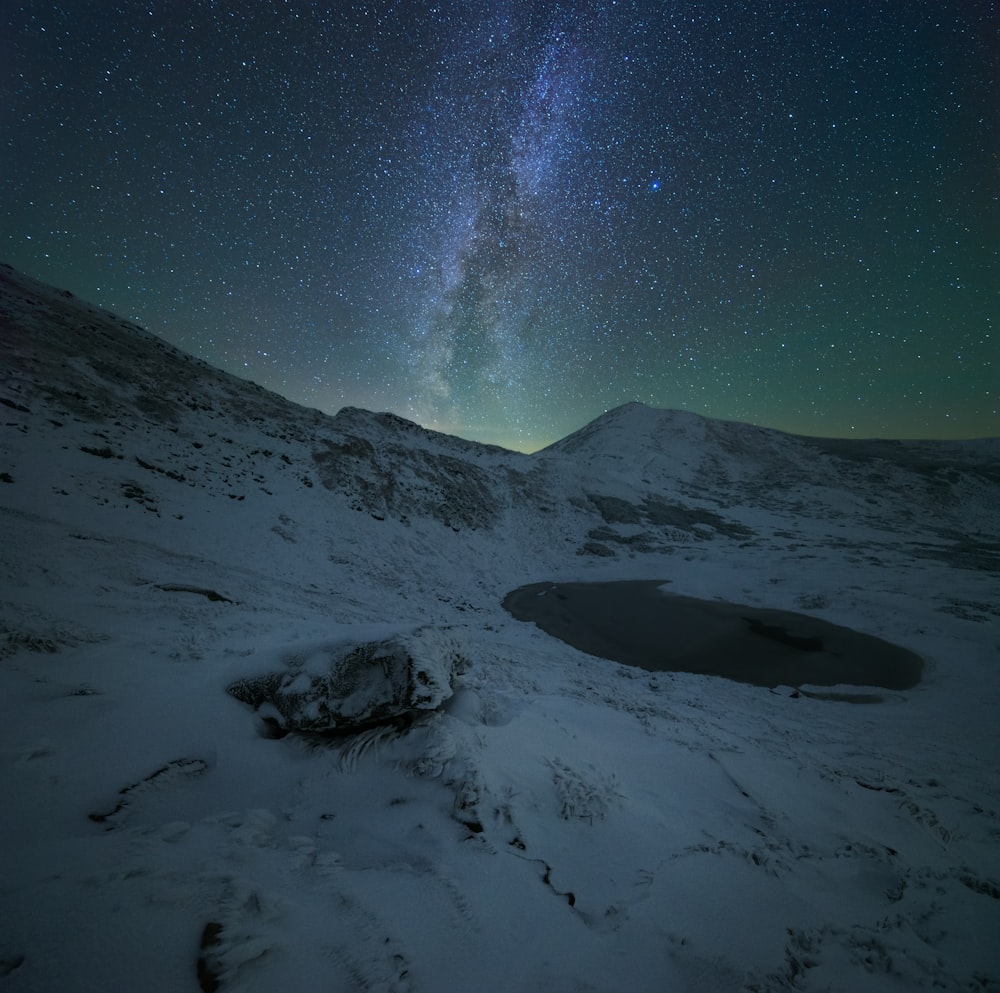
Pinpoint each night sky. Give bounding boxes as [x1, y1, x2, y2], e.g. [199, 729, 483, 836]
[3, 2, 997, 450]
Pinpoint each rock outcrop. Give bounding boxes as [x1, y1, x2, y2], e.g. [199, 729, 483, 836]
[227, 626, 472, 734]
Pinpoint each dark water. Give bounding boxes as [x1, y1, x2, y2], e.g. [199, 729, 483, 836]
[503, 580, 923, 695]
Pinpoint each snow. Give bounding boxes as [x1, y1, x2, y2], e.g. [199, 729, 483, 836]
[1, 262, 999, 991]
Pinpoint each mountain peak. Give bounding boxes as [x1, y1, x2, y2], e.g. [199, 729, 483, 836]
[542, 402, 711, 456]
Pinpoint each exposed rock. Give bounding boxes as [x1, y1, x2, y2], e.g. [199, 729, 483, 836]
[312, 433, 506, 530]
[227, 626, 472, 734]
[587, 493, 642, 525]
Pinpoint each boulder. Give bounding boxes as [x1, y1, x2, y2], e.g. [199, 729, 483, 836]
[227, 626, 471, 734]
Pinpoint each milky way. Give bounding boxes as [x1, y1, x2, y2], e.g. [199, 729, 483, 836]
[2, 1, 996, 449]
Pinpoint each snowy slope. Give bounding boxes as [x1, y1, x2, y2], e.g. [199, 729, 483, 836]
[1, 263, 999, 992]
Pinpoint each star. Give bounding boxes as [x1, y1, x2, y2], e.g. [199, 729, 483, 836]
[1, 1, 995, 449]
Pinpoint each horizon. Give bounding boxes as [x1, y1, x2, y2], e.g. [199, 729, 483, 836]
[5, 256, 997, 456]
[415, 400, 1000, 455]
[9, 255, 999, 454]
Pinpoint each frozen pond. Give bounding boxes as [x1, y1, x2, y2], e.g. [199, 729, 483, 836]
[503, 580, 923, 694]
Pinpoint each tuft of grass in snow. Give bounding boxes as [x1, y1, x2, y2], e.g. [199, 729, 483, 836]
[548, 757, 624, 823]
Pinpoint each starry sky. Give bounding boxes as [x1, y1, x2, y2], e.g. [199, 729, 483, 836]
[2, 1, 997, 450]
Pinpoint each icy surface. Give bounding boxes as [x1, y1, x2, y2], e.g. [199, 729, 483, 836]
[503, 579, 925, 691]
[1, 264, 999, 991]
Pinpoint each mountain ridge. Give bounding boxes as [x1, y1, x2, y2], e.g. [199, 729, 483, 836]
[5, 263, 996, 457]
[3, 262, 997, 565]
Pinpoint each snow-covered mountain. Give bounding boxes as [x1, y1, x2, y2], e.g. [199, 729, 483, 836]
[2, 262, 998, 991]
